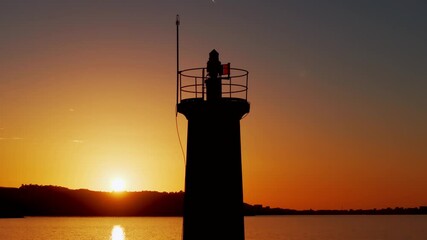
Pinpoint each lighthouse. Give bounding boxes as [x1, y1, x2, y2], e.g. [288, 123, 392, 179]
[177, 49, 250, 240]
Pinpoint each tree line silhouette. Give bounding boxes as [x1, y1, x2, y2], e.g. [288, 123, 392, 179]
[1, 185, 183, 217]
[1, 185, 426, 218]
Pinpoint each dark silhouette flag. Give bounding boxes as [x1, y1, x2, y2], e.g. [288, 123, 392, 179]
[222, 63, 230, 77]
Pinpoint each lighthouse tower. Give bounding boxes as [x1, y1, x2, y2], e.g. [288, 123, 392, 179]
[177, 49, 250, 240]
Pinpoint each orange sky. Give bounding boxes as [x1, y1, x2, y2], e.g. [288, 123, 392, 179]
[1, 1, 426, 210]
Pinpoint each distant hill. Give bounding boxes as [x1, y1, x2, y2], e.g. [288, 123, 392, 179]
[1, 185, 426, 217]
[0, 185, 184, 217]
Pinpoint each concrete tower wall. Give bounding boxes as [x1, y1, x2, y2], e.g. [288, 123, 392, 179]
[180, 102, 247, 240]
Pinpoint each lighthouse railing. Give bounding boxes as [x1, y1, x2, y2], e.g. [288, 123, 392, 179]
[178, 67, 248, 103]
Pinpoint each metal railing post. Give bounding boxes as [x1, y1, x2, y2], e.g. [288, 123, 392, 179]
[246, 73, 248, 100]
[179, 73, 182, 102]
[229, 76, 232, 98]
[202, 68, 205, 100]
[194, 77, 197, 98]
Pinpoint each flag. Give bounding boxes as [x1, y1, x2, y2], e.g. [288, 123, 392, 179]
[222, 63, 230, 76]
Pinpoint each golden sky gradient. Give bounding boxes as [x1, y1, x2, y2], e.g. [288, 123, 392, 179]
[1, 1, 426, 210]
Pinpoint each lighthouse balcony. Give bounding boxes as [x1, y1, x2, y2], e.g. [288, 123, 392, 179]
[176, 67, 250, 119]
[177, 67, 249, 104]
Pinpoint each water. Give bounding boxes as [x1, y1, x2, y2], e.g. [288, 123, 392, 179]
[0, 215, 426, 240]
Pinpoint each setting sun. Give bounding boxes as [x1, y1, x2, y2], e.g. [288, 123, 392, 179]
[111, 178, 126, 192]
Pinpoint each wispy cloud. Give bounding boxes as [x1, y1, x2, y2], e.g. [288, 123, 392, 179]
[72, 139, 84, 143]
[0, 137, 24, 141]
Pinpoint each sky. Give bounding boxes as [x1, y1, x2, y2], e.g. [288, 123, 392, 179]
[0, 0, 426, 210]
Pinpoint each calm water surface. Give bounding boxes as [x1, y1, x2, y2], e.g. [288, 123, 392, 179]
[0, 215, 426, 240]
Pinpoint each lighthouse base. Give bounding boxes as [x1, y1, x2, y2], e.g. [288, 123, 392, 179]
[178, 98, 249, 240]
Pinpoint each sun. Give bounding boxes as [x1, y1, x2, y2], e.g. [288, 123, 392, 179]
[111, 178, 126, 192]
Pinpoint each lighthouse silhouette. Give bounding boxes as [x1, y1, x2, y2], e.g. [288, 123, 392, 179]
[176, 48, 250, 240]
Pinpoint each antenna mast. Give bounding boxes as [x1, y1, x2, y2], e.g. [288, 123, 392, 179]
[176, 15, 180, 114]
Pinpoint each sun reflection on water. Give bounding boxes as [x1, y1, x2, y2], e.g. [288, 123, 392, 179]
[111, 225, 125, 240]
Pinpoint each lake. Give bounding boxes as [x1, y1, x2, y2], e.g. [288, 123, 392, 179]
[0, 215, 426, 240]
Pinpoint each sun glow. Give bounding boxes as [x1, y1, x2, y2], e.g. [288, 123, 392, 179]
[111, 178, 126, 192]
[111, 225, 125, 240]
